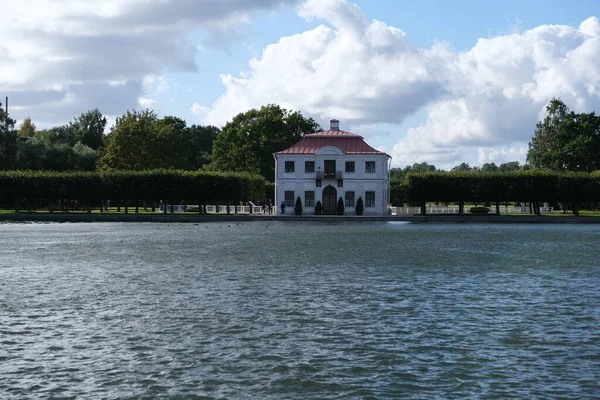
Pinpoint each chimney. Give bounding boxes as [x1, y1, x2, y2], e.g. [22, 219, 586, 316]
[330, 119, 339, 131]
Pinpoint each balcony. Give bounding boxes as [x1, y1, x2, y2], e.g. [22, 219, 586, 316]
[320, 171, 343, 179]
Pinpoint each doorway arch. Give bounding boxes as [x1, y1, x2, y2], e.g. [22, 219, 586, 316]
[322, 185, 337, 215]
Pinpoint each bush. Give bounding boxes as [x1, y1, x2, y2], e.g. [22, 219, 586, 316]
[469, 206, 490, 214]
[315, 200, 322, 215]
[294, 196, 302, 215]
[337, 197, 344, 215]
[185, 206, 200, 212]
[355, 196, 364, 215]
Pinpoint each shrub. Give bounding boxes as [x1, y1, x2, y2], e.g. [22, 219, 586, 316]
[469, 206, 490, 214]
[315, 200, 322, 215]
[185, 206, 200, 212]
[355, 196, 364, 215]
[294, 196, 302, 215]
[337, 197, 344, 215]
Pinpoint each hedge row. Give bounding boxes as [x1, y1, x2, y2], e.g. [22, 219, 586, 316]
[0, 170, 267, 210]
[401, 171, 600, 203]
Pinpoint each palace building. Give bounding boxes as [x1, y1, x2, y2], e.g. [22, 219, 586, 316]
[273, 120, 391, 215]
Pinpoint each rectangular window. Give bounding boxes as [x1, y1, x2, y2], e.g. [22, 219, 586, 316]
[284, 161, 295, 173]
[284, 191, 295, 207]
[365, 161, 376, 173]
[345, 191, 355, 207]
[345, 161, 355, 173]
[365, 191, 375, 207]
[324, 160, 336, 178]
[305, 161, 315, 173]
[305, 191, 315, 207]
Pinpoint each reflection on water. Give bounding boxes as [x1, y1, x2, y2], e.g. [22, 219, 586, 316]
[1, 222, 600, 398]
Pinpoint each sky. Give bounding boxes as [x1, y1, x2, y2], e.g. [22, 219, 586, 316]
[1, 0, 599, 169]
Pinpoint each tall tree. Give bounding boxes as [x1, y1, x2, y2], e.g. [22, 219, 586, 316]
[481, 162, 499, 172]
[99, 111, 206, 171]
[211, 104, 321, 181]
[391, 162, 437, 181]
[527, 98, 600, 172]
[498, 161, 521, 172]
[189, 124, 220, 154]
[99, 110, 161, 170]
[0, 100, 17, 170]
[18, 117, 37, 137]
[69, 109, 107, 150]
[451, 162, 472, 172]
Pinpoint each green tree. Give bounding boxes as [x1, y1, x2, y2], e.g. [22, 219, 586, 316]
[390, 162, 436, 181]
[451, 162, 472, 172]
[99, 110, 162, 170]
[498, 161, 521, 172]
[189, 124, 220, 154]
[69, 109, 107, 149]
[211, 104, 321, 181]
[355, 196, 364, 215]
[14, 138, 47, 170]
[527, 98, 600, 172]
[0, 100, 17, 170]
[188, 124, 220, 169]
[337, 196, 345, 215]
[294, 196, 303, 215]
[481, 162, 499, 172]
[18, 117, 37, 137]
[155, 116, 196, 170]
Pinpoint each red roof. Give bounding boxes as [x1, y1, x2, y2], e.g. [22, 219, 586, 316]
[276, 130, 388, 155]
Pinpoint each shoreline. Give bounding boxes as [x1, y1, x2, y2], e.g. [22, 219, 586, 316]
[2, 212, 600, 224]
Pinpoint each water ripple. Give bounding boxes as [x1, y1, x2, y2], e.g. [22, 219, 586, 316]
[1, 222, 600, 398]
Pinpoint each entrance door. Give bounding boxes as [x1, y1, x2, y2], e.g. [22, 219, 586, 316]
[322, 185, 337, 215]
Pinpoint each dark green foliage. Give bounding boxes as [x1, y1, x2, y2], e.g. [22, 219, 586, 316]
[355, 196, 364, 215]
[337, 197, 344, 215]
[405, 171, 600, 205]
[390, 162, 436, 181]
[469, 207, 491, 214]
[0, 170, 266, 211]
[528, 98, 600, 172]
[211, 104, 321, 181]
[294, 196, 302, 215]
[315, 200, 322, 215]
[390, 183, 408, 205]
[0, 101, 17, 170]
[100, 111, 218, 171]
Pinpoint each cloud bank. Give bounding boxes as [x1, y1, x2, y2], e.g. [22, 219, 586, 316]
[0, 0, 299, 126]
[199, 0, 600, 167]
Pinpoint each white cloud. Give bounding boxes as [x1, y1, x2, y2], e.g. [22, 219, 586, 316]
[199, 0, 600, 168]
[0, 0, 301, 126]
[191, 103, 210, 120]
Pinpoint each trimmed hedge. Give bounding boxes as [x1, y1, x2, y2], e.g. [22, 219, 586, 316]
[0, 170, 267, 211]
[401, 171, 600, 204]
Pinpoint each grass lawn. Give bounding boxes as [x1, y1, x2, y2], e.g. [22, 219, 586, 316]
[0, 208, 247, 216]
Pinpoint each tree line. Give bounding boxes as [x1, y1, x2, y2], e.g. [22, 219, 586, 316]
[0, 170, 266, 213]
[390, 161, 530, 181]
[0, 103, 320, 182]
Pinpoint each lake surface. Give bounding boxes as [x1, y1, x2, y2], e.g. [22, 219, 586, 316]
[1, 221, 600, 399]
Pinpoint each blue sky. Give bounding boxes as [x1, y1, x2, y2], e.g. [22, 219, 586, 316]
[2, 0, 599, 168]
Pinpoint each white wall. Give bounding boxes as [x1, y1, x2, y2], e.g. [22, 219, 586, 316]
[274, 152, 390, 215]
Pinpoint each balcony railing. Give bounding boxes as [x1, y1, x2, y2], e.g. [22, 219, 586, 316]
[320, 171, 343, 179]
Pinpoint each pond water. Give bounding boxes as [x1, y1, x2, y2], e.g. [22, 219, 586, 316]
[1, 221, 600, 399]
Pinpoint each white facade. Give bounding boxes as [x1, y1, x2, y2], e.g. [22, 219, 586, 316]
[273, 121, 391, 216]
